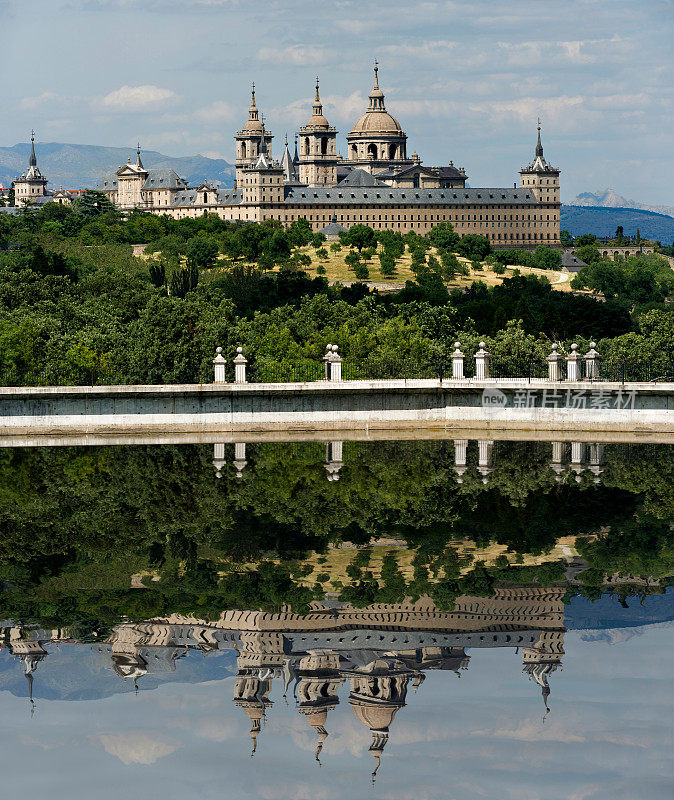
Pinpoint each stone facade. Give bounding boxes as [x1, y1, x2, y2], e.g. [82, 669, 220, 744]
[95, 66, 561, 245]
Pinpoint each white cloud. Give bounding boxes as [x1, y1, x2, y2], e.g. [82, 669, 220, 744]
[98, 731, 179, 765]
[257, 45, 336, 66]
[195, 100, 237, 123]
[19, 91, 77, 111]
[97, 84, 179, 112]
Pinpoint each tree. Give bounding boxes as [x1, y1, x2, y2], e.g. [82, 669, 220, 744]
[559, 230, 574, 247]
[354, 263, 369, 280]
[344, 250, 361, 271]
[316, 248, 328, 260]
[329, 242, 342, 253]
[427, 221, 459, 252]
[185, 236, 219, 269]
[439, 250, 459, 279]
[575, 234, 598, 247]
[455, 234, 491, 261]
[575, 244, 602, 264]
[615, 225, 625, 245]
[379, 252, 396, 277]
[339, 224, 376, 252]
[73, 190, 116, 217]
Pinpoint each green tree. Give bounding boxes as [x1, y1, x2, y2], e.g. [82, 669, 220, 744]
[427, 221, 459, 252]
[339, 224, 376, 252]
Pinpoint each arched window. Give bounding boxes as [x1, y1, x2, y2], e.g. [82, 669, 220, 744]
[350, 144, 358, 159]
[304, 137, 310, 155]
[321, 137, 328, 155]
[203, 193, 208, 204]
[389, 143, 397, 160]
[367, 143, 377, 159]
[413, 174, 419, 188]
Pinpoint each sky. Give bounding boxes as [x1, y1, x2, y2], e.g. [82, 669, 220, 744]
[1, 0, 673, 203]
[1, 623, 673, 800]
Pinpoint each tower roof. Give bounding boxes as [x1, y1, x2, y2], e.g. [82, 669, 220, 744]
[521, 121, 559, 173]
[349, 63, 404, 136]
[303, 77, 330, 129]
[242, 83, 264, 133]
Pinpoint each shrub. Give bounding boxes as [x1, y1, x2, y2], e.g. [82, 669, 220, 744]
[493, 264, 506, 275]
[329, 242, 342, 253]
[316, 264, 326, 276]
[354, 263, 370, 280]
[316, 248, 328, 260]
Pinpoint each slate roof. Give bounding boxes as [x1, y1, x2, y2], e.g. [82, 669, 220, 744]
[337, 169, 385, 187]
[171, 188, 243, 207]
[283, 186, 537, 206]
[168, 185, 537, 208]
[320, 219, 348, 235]
[142, 169, 187, 191]
[95, 168, 187, 192]
[561, 251, 588, 271]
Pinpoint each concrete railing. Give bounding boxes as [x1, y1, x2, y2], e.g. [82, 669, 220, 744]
[214, 342, 652, 385]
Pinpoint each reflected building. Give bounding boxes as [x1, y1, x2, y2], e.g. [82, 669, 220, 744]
[89, 587, 565, 777]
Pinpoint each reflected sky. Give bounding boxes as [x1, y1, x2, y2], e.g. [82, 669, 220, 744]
[1, 603, 673, 800]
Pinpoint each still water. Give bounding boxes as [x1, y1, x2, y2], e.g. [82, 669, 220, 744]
[0, 438, 672, 799]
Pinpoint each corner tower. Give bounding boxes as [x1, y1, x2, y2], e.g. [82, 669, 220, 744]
[519, 122, 560, 244]
[14, 132, 48, 207]
[520, 122, 560, 204]
[298, 79, 338, 186]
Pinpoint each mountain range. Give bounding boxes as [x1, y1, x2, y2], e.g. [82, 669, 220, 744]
[0, 142, 235, 190]
[572, 188, 674, 219]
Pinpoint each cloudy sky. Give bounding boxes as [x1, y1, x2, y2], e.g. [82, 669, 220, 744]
[1, 623, 673, 800]
[1, 0, 673, 203]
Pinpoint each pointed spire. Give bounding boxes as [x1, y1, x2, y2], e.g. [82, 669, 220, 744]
[259, 114, 267, 156]
[281, 135, 294, 183]
[135, 142, 144, 170]
[29, 130, 36, 167]
[249, 82, 259, 122]
[368, 60, 385, 111]
[535, 118, 543, 158]
[293, 134, 299, 166]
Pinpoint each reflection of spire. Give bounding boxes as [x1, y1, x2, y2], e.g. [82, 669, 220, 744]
[369, 730, 388, 783]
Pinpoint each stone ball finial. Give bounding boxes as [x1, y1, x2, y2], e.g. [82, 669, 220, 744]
[571, 343, 578, 351]
[216, 347, 222, 354]
[454, 341, 461, 349]
[590, 341, 596, 349]
[237, 346, 243, 354]
[551, 343, 558, 352]
[479, 341, 486, 349]
[332, 345, 339, 353]
[326, 343, 332, 351]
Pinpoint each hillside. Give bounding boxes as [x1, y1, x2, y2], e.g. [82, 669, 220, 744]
[0, 142, 235, 189]
[561, 204, 674, 244]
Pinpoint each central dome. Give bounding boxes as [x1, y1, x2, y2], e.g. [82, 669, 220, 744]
[350, 110, 403, 135]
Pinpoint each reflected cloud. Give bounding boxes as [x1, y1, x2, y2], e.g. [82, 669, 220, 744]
[98, 731, 180, 764]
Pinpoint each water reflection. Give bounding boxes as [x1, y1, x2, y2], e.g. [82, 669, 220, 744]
[0, 437, 673, 796]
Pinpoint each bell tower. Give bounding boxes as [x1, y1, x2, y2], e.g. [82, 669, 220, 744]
[235, 84, 273, 185]
[297, 79, 338, 187]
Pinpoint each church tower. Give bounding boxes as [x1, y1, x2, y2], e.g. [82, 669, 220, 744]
[520, 122, 560, 204]
[235, 85, 273, 185]
[14, 132, 48, 207]
[298, 79, 338, 186]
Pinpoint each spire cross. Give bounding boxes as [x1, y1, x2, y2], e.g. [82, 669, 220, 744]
[31, 129, 35, 141]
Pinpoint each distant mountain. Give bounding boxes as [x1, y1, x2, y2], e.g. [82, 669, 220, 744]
[573, 189, 674, 219]
[0, 142, 235, 190]
[560, 204, 674, 244]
